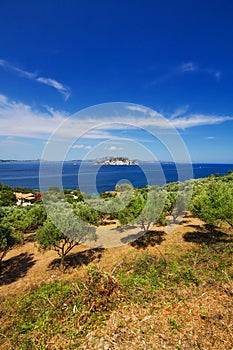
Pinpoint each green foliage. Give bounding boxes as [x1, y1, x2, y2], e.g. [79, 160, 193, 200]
[163, 181, 193, 223]
[169, 317, 181, 330]
[117, 254, 167, 301]
[117, 187, 166, 231]
[83, 190, 134, 223]
[135, 188, 167, 231]
[1, 269, 120, 348]
[0, 224, 21, 265]
[48, 186, 60, 192]
[191, 179, 233, 230]
[117, 192, 144, 226]
[0, 183, 16, 206]
[25, 205, 47, 230]
[115, 183, 134, 192]
[36, 203, 97, 270]
[173, 182, 193, 218]
[65, 188, 84, 204]
[2, 207, 29, 233]
[117, 237, 232, 303]
[73, 201, 101, 226]
[100, 191, 117, 199]
[13, 186, 32, 194]
[2, 205, 46, 233]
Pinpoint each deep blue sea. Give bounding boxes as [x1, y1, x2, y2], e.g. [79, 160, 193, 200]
[0, 161, 233, 194]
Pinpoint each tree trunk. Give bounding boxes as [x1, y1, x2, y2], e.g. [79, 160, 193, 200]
[60, 254, 65, 272]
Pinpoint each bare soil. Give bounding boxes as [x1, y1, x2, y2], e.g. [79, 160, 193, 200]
[0, 216, 200, 298]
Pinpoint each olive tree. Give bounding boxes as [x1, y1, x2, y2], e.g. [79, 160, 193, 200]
[134, 188, 167, 232]
[118, 187, 167, 232]
[0, 225, 13, 266]
[36, 203, 97, 271]
[117, 192, 145, 227]
[0, 223, 22, 267]
[191, 180, 233, 232]
[72, 201, 101, 226]
[2, 205, 46, 234]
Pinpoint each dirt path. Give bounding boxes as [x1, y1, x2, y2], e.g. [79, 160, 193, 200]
[0, 216, 204, 299]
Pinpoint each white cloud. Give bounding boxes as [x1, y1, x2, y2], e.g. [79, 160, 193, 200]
[124, 106, 233, 129]
[0, 136, 30, 146]
[0, 58, 71, 100]
[206, 136, 215, 140]
[72, 144, 85, 149]
[0, 94, 68, 139]
[127, 105, 149, 114]
[72, 144, 92, 149]
[105, 146, 124, 151]
[0, 95, 232, 143]
[171, 115, 232, 129]
[126, 105, 163, 118]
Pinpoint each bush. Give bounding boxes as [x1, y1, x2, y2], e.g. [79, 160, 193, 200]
[0, 224, 21, 266]
[0, 184, 16, 206]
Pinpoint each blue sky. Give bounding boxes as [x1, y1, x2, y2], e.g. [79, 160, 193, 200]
[0, 0, 233, 162]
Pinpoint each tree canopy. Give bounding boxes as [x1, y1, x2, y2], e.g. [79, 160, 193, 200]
[36, 203, 97, 270]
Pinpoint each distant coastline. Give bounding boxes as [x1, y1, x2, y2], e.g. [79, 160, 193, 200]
[1, 159, 233, 165]
[0, 159, 40, 163]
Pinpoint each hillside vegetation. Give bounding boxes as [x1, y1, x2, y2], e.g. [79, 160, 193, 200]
[0, 173, 233, 349]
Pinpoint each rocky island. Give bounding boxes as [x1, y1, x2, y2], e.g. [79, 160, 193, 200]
[94, 157, 138, 166]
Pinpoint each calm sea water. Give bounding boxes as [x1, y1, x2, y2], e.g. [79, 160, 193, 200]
[0, 161, 233, 194]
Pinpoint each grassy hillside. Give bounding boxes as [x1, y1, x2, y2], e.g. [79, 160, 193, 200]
[0, 174, 233, 349]
[0, 218, 232, 349]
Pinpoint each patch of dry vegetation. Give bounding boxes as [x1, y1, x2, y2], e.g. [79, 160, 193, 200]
[82, 283, 233, 350]
[0, 219, 232, 350]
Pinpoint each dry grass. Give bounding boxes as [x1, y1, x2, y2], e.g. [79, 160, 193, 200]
[81, 284, 233, 350]
[0, 215, 233, 349]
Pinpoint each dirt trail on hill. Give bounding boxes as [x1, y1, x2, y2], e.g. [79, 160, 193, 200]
[0, 216, 203, 298]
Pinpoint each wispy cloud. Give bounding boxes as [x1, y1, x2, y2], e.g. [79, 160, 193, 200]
[105, 145, 124, 151]
[170, 115, 232, 129]
[215, 72, 221, 81]
[125, 105, 233, 129]
[36, 77, 70, 100]
[126, 105, 163, 118]
[127, 105, 149, 114]
[0, 136, 30, 147]
[0, 59, 36, 79]
[0, 95, 232, 142]
[180, 61, 221, 80]
[151, 61, 221, 85]
[0, 94, 68, 139]
[206, 136, 215, 140]
[171, 105, 189, 119]
[72, 144, 92, 149]
[178, 62, 199, 73]
[0, 58, 71, 100]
